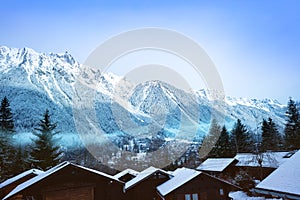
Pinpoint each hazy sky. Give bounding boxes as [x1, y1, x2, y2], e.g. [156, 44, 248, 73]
[0, 0, 299, 103]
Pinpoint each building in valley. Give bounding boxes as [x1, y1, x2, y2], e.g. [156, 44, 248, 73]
[2, 161, 125, 200]
[255, 150, 300, 199]
[157, 167, 240, 200]
[124, 166, 171, 200]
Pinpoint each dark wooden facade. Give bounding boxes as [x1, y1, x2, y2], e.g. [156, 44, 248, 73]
[125, 171, 170, 200]
[158, 173, 240, 200]
[6, 164, 125, 200]
[235, 166, 275, 180]
[3, 164, 243, 200]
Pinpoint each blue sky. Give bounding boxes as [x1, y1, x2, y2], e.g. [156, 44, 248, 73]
[0, 0, 299, 103]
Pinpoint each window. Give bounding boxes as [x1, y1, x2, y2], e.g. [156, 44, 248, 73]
[184, 193, 199, 200]
[220, 188, 224, 195]
[185, 194, 191, 200]
[192, 193, 198, 200]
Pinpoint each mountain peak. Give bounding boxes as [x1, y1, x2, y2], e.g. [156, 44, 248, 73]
[0, 46, 288, 136]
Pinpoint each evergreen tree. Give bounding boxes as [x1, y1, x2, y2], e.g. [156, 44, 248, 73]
[29, 109, 62, 170]
[208, 118, 222, 144]
[0, 133, 14, 181]
[231, 119, 254, 153]
[284, 98, 300, 150]
[0, 96, 15, 133]
[201, 119, 221, 158]
[261, 118, 281, 151]
[11, 145, 28, 176]
[210, 126, 235, 158]
[0, 96, 15, 181]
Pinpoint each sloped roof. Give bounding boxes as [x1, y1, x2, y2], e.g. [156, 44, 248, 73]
[0, 169, 44, 189]
[73, 163, 121, 181]
[157, 168, 201, 196]
[124, 166, 170, 190]
[255, 150, 300, 198]
[196, 158, 236, 172]
[3, 162, 121, 200]
[157, 167, 241, 197]
[234, 151, 292, 168]
[114, 168, 139, 179]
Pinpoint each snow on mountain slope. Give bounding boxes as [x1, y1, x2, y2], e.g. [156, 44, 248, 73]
[0, 46, 288, 147]
[0, 46, 79, 105]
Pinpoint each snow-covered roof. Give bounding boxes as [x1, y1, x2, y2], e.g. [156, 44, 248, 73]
[0, 169, 44, 189]
[229, 191, 273, 200]
[3, 162, 121, 200]
[255, 150, 300, 198]
[124, 166, 170, 190]
[157, 168, 201, 196]
[114, 168, 139, 179]
[3, 162, 70, 200]
[72, 163, 122, 181]
[234, 151, 292, 168]
[196, 158, 236, 172]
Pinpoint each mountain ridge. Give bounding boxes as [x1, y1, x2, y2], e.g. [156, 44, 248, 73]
[0, 46, 287, 140]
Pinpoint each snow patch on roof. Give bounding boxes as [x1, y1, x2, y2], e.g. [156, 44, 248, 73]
[125, 166, 170, 190]
[114, 168, 139, 179]
[196, 158, 236, 172]
[235, 152, 291, 168]
[255, 150, 300, 197]
[229, 191, 281, 200]
[73, 163, 121, 181]
[0, 169, 44, 189]
[157, 168, 200, 196]
[3, 161, 70, 200]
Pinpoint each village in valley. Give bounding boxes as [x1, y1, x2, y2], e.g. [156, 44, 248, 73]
[0, 97, 300, 200]
[0, 149, 299, 200]
[0, 49, 300, 200]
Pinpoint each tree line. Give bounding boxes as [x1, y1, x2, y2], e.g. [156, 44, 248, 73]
[1, 96, 300, 182]
[206, 98, 300, 158]
[0, 96, 61, 182]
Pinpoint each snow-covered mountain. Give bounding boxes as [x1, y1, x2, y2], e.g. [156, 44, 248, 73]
[0, 46, 287, 148]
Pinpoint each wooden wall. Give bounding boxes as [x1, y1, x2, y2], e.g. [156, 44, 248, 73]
[8, 165, 125, 200]
[125, 172, 170, 200]
[161, 173, 238, 200]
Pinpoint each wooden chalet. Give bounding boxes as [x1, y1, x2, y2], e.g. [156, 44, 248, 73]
[196, 158, 237, 178]
[124, 166, 171, 200]
[157, 168, 241, 200]
[0, 169, 43, 199]
[2, 161, 125, 200]
[1, 162, 252, 200]
[255, 150, 300, 200]
[234, 151, 294, 180]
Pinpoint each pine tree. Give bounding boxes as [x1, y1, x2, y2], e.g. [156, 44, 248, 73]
[210, 126, 235, 158]
[0, 96, 15, 181]
[29, 109, 62, 170]
[261, 118, 281, 151]
[201, 119, 221, 158]
[11, 145, 28, 176]
[0, 96, 15, 133]
[208, 118, 222, 144]
[284, 98, 300, 150]
[231, 119, 254, 153]
[0, 133, 13, 182]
